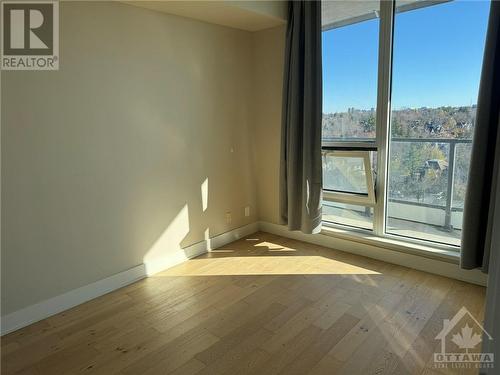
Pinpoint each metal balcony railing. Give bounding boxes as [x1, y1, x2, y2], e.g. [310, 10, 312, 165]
[321, 137, 472, 232]
[390, 137, 472, 231]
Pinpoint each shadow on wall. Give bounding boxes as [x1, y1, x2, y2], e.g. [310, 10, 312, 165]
[142, 177, 231, 275]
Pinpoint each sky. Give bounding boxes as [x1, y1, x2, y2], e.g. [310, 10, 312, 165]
[322, 0, 491, 113]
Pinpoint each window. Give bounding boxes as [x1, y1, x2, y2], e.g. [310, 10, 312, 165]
[321, 0, 490, 248]
[322, 150, 375, 205]
[321, 0, 379, 228]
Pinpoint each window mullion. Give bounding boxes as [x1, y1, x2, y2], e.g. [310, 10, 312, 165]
[373, 0, 394, 237]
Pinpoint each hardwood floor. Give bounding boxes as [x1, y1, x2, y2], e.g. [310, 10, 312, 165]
[1, 232, 486, 375]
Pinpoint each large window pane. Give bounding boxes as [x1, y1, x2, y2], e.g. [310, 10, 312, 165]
[321, 1, 379, 231]
[322, 1, 379, 141]
[386, 0, 490, 246]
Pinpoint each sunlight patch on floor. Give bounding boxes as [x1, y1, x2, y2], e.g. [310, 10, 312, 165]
[253, 241, 297, 251]
[160, 254, 381, 276]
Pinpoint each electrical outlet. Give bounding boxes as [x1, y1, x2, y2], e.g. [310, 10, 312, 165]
[245, 206, 250, 217]
[225, 212, 232, 224]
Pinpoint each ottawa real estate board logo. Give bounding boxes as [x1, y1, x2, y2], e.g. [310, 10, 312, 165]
[433, 306, 494, 370]
[1, 1, 59, 70]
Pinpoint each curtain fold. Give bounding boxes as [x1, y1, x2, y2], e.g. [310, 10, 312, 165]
[279, 0, 323, 234]
[461, 0, 500, 273]
[481, 167, 500, 374]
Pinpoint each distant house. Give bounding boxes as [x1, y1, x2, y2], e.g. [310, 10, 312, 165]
[456, 121, 473, 130]
[425, 159, 448, 172]
[425, 121, 443, 134]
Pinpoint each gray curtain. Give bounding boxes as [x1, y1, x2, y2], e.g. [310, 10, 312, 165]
[279, 0, 323, 234]
[461, 0, 500, 273]
[478, 4, 500, 371]
[481, 166, 500, 374]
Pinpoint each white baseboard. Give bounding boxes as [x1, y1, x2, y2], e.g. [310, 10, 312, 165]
[1, 222, 260, 336]
[209, 222, 260, 249]
[258, 221, 488, 287]
[1, 264, 147, 336]
[143, 240, 208, 276]
[144, 222, 259, 276]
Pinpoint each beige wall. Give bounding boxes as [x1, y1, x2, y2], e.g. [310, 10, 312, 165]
[1, 1, 260, 315]
[251, 25, 286, 224]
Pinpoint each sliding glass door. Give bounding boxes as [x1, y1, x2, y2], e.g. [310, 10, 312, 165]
[321, 0, 491, 248]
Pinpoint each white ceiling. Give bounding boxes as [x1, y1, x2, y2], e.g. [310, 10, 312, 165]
[322, 0, 379, 29]
[322, 0, 447, 30]
[123, 1, 287, 32]
[123, 0, 444, 33]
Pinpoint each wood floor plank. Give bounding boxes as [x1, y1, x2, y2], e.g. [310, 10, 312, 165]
[1, 232, 486, 375]
[259, 285, 356, 354]
[308, 354, 345, 375]
[195, 303, 286, 365]
[223, 348, 272, 375]
[389, 281, 471, 375]
[120, 327, 219, 375]
[328, 292, 405, 363]
[195, 329, 274, 375]
[254, 324, 325, 374]
[336, 274, 457, 375]
[278, 313, 360, 375]
[168, 358, 206, 375]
